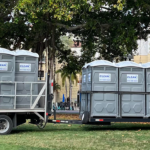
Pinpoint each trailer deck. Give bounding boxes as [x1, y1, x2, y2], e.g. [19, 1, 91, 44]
[1, 75, 150, 134]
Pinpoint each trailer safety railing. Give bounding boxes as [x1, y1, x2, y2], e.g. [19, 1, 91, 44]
[0, 74, 48, 122]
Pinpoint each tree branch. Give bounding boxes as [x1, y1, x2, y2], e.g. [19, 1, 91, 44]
[101, 6, 112, 10]
[54, 22, 113, 31]
[43, 19, 122, 31]
[54, 23, 86, 31]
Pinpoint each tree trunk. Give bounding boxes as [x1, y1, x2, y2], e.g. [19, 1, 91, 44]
[49, 55, 54, 81]
[53, 56, 56, 103]
[39, 42, 43, 80]
[49, 26, 56, 95]
[65, 80, 67, 102]
[50, 26, 55, 82]
[69, 76, 72, 109]
[53, 55, 56, 85]
[45, 41, 49, 74]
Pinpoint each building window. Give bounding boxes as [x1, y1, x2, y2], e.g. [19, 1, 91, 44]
[38, 70, 44, 77]
[42, 55, 45, 62]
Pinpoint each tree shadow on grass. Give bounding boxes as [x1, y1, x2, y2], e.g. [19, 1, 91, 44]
[83, 123, 150, 131]
[11, 123, 150, 134]
[11, 128, 71, 134]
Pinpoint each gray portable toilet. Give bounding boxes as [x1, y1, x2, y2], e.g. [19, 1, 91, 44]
[89, 60, 118, 117]
[87, 67, 92, 91]
[80, 63, 91, 118]
[0, 48, 15, 109]
[118, 61, 145, 117]
[81, 62, 92, 91]
[79, 93, 91, 119]
[142, 62, 150, 117]
[80, 93, 87, 118]
[81, 66, 87, 91]
[15, 50, 39, 108]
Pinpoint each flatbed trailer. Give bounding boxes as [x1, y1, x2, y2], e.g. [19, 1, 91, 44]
[48, 108, 150, 126]
[78, 90, 150, 124]
[1, 75, 150, 134]
[0, 74, 51, 134]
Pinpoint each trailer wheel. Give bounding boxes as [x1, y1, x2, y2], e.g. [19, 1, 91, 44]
[37, 119, 47, 129]
[82, 111, 89, 124]
[0, 115, 13, 135]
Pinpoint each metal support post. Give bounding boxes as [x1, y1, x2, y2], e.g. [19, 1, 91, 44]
[54, 109, 56, 120]
[30, 83, 33, 108]
[14, 83, 17, 109]
[45, 73, 48, 121]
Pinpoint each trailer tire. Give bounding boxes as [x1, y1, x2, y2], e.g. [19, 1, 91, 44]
[0, 115, 13, 135]
[82, 111, 89, 124]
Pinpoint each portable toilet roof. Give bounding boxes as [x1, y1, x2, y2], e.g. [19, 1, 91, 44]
[117, 61, 143, 68]
[15, 50, 39, 58]
[82, 62, 93, 68]
[86, 60, 117, 67]
[142, 62, 150, 68]
[0, 47, 15, 55]
[82, 64, 89, 68]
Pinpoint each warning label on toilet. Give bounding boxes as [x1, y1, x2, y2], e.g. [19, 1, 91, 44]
[19, 63, 31, 71]
[99, 73, 111, 81]
[0, 62, 8, 71]
[127, 74, 138, 82]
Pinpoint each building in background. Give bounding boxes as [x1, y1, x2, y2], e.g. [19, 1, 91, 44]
[38, 54, 46, 80]
[134, 35, 150, 63]
[54, 42, 82, 103]
[40, 35, 150, 103]
[38, 41, 82, 103]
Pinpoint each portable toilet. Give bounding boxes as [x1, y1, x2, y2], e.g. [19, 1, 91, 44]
[142, 62, 150, 117]
[0, 48, 15, 109]
[81, 62, 91, 116]
[89, 60, 118, 117]
[81, 66, 87, 91]
[81, 62, 92, 91]
[80, 62, 92, 118]
[79, 93, 87, 118]
[81, 61, 100, 92]
[87, 66, 92, 91]
[118, 61, 145, 117]
[15, 50, 39, 108]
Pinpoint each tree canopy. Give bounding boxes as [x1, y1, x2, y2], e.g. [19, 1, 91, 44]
[0, 0, 150, 66]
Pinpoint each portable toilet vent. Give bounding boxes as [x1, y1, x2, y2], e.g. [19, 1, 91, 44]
[15, 50, 39, 108]
[0, 48, 15, 109]
[118, 61, 145, 117]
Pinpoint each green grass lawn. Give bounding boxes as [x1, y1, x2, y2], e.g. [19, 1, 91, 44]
[0, 123, 150, 150]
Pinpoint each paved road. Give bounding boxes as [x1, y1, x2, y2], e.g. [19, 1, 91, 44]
[56, 110, 79, 114]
